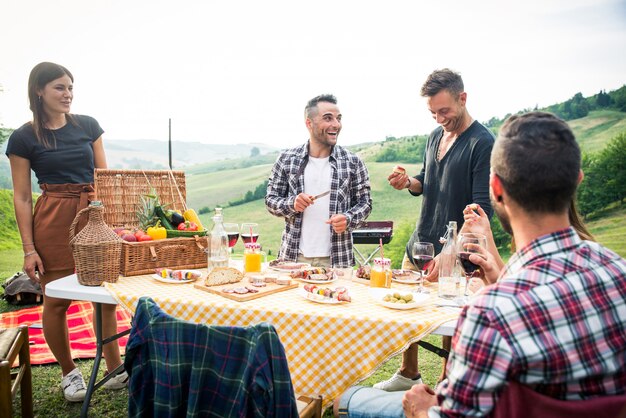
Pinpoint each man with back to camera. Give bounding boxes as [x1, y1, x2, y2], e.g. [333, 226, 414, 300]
[265, 94, 372, 268]
[377, 68, 495, 391]
[335, 112, 626, 417]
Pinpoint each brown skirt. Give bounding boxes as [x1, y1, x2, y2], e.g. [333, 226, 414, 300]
[33, 183, 95, 273]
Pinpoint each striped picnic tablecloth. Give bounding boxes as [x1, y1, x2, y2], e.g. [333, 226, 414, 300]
[104, 273, 460, 409]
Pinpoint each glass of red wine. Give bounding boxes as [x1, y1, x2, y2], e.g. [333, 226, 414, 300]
[224, 223, 239, 253]
[456, 233, 487, 298]
[412, 242, 434, 293]
[240, 223, 259, 244]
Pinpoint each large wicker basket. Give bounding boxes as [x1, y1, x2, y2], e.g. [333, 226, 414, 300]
[94, 169, 208, 276]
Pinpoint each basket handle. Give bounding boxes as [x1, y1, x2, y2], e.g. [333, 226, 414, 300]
[148, 244, 189, 261]
[68, 206, 92, 245]
[193, 235, 207, 251]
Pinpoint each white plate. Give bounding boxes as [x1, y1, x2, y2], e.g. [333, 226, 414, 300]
[267, 262, 311, 272]
[392, 270, 421, 284]
[298, 276, 338, 284]
[151, 272, 200, 284]
[392, 276, 420, 284]
[299, 289, 347, 304]
[369, 288, 430, 310]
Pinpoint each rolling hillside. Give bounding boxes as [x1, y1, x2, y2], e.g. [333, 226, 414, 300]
[569, 110, 626, 153]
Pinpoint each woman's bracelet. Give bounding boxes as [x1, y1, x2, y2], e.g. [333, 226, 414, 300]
[22, 242, 35, 246]
[24, 250, 38, 257]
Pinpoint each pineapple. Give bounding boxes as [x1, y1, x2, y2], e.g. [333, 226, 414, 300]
[136, 189, 160, 231]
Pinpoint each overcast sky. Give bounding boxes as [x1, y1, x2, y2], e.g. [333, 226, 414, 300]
[1, 0, 625, 148]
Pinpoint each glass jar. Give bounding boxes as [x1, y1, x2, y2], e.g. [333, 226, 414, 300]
[243, 242, 265, 273]
[370, 257, 392, 288]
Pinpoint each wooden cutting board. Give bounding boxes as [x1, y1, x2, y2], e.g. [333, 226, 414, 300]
[194, 280, 299, 302]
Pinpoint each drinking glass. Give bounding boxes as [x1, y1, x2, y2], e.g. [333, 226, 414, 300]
[223, 223, 239, 253]
[240, 223, 259, 244]
[456, 233, 487, 298]
[412, 242, 434, 293]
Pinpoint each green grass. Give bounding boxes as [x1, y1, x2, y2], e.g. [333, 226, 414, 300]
[0, 189, 21, 250]
[585, 203, 626, 258]
[569, 110, 626, 153]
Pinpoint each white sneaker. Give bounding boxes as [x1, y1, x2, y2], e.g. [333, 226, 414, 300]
[373, 372, 423, 391]
[61, 368, 87, 402]
[103, 370, 129, 390]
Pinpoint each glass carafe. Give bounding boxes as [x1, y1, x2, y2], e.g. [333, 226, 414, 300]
[438, 221, 460, 299]
[208, 208, 229, 272]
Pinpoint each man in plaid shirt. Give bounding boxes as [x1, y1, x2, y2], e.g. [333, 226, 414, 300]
[266, 94, 372, 268]
[336, 112, 626, 417]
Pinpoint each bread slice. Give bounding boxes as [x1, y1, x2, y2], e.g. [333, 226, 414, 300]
[205, 267, 244, 286]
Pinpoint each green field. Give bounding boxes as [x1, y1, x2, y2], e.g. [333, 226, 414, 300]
[569, 110, 626, 153]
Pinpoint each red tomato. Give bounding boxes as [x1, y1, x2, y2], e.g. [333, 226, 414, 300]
[177, 222, 187, 231]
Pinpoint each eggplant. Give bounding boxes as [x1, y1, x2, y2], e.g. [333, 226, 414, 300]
[167, 210, 185, 227]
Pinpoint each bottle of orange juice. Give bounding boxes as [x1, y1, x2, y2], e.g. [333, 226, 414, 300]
[243, 242, 263, 273]
[370, 257, 392, 288]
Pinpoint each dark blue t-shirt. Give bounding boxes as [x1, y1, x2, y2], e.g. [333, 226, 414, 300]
[6, 114, 104, 184]
[407, 120, 495, 258]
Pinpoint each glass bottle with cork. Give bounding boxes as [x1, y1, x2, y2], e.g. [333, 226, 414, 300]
[208, 207, 229, 272]
[438, 221, 460, 299]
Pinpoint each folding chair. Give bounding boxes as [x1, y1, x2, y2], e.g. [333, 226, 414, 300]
[492, 381, 626, 418]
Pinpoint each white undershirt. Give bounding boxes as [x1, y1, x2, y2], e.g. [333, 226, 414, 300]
[299, 156, 332, 257]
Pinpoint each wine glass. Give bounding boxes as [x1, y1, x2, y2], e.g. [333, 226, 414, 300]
[240, 223, 259, 244]
[412, 242, 434, 293]
[456, 233, 487, 299]
[223, 223, 239, 253]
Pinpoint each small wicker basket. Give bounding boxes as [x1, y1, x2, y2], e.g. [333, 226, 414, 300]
[69, 201, 123, 286]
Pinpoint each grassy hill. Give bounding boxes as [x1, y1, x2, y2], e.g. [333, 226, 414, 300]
[569, 110, 626, 153]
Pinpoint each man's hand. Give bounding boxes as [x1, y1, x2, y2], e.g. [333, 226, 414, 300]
[424, 254, 440, 282]
[468, 245, 501, 285]
[388, 171, 409, 190]
[402, 384, 437, 418]
[326, 214, 348, 234]
[293, 193, 314, 212]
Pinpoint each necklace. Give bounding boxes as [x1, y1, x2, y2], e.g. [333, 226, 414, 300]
[437, 134, 456, 161]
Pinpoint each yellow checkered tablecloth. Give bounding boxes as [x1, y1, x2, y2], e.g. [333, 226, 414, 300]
[104, 274, 459, 409]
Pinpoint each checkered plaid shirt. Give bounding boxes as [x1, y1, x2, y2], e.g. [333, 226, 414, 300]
[431, 227, 626, 418]
[125, 297, 299, 417]
[265, 142, 372, 267]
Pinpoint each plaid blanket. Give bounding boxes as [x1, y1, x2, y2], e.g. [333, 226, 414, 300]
[0, 301, 131, 365]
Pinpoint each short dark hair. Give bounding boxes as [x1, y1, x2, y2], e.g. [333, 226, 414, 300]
[492, 112, 580, 214]
[305, 94, 337, 118]
[420, 68, 464, 99]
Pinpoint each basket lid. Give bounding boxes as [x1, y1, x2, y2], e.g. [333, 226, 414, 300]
[94, 169, 187, 227]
